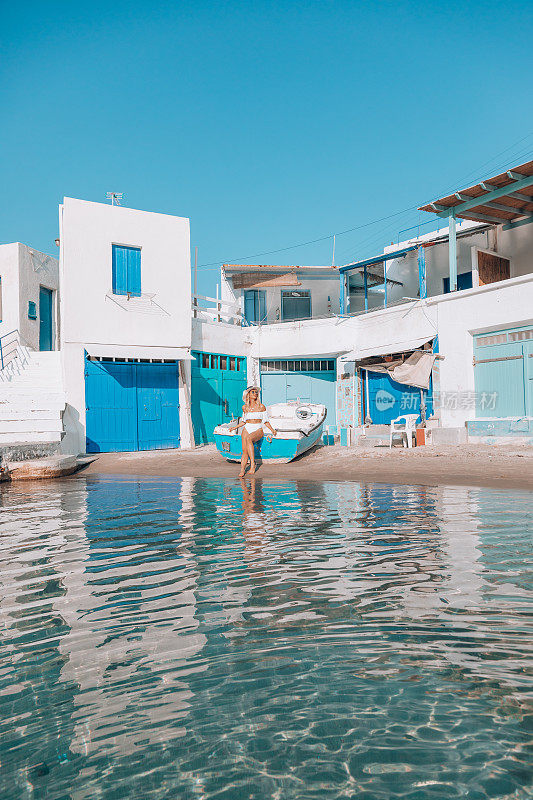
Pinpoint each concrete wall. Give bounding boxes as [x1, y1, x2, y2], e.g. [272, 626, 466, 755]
[59, 197, 192, 454]
[380, 219, 533, 306]
[0, 244, 21, 345]
[0, 243, 59, 351]
[429, 273, 533, 428]
[60, 197, 191, 351]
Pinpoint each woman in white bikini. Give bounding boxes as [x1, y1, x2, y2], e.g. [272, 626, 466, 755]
[229, 387, 276, 477]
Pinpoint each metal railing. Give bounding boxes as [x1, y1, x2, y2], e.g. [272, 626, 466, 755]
[0, 329, 29, 373]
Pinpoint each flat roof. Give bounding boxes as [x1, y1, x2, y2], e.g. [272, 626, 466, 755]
[419, 160, 533, 226]
[222, 264, 339, 273]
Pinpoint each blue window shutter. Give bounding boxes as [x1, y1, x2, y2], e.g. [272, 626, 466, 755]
[112, 245, 128, 295]
[258, 290, 266, 322]
[127, 247, 141, 296]
[112, 245, 141, 295]
[244, 291, 255, 324]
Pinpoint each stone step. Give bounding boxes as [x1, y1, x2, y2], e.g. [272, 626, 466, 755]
[0, 441, 61, 462]
[0, 431, 62, 444]
[0, 408, 64, 421]
[0, 392, 66, 402]
[0, 419, 63, 434]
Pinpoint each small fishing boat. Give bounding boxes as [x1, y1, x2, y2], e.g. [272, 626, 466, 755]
[214, 402, 327, 464]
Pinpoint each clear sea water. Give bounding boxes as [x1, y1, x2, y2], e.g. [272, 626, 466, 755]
[0, 476, 532, 800]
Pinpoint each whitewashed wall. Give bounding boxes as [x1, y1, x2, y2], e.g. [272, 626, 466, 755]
[0, 244, 20, 344]
[429, 273, 533, 428]
[59, 197, 192, 454]
[0, 243, 59, 351]
[221, 272, 340, 324]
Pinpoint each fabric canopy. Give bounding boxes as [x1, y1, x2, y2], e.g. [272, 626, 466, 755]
[340, 335, 434, 362]
[364, 350, 436, 390]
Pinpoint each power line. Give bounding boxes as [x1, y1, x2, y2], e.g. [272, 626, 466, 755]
[196, 136, 533, 271]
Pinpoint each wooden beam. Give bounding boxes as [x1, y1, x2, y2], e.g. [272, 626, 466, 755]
[232, 271, 301, 289]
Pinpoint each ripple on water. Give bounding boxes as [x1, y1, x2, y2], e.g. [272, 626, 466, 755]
[0, 476, 531, 799]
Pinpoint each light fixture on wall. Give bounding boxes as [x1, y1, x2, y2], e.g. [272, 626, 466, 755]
[54, 238, 60, 247]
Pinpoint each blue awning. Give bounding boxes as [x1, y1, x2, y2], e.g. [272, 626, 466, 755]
[338, 245, 419, 275]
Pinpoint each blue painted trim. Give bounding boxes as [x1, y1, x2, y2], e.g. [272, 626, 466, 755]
[363, 265, 368, 311]
[502, 215, 533, 231]
[417, 247, 427, 299]
[339, 274, 345, 315]
[448, 214, 457, 292]
[431, 173, 533, 219]
[338, 245, 418, 274]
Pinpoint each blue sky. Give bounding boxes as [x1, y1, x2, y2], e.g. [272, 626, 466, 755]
[2, 1, 532, 295]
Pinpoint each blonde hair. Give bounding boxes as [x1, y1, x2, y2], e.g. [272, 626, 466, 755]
[244, 386, 260, 409]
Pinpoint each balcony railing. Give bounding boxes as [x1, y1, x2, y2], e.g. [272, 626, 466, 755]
[192, 294, 243, 326]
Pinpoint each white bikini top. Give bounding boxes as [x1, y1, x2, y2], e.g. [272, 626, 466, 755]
[243, 410, 267, 422]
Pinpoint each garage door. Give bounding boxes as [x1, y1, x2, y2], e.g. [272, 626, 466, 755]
[474, 326, 533, 417]
[191, 352, 247, 444]
[85, 357, 180, 453]
[364, 370, 433, 425]
[260, 359, 337, 424]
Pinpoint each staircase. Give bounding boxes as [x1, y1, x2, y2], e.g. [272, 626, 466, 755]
[0, 349, 66, 460]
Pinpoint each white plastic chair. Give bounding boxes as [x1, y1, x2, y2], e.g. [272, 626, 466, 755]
[389, 414, 419, 449]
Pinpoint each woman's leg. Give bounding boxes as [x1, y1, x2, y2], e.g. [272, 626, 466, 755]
[239, 430, 250, 477]
[248, 429, 263, 474]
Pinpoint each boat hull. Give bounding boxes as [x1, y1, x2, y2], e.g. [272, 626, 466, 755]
[214, 423, 324, 464]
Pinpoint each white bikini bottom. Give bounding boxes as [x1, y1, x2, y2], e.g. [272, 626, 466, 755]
[244, 423, 264, 435]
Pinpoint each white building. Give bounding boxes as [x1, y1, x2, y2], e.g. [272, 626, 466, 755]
[192, 160, 533, 446]
[58, 197, 193, 454]
[1, 160, 532, 457]
[0, 242, 59, 356]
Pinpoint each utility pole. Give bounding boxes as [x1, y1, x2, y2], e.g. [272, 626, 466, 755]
[332, 234, 336, 267]
[193, 246, 198, 318]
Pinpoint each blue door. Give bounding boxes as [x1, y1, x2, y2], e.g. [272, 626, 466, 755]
[85, 358, 180, 453]
[473, 327, 533, 417]
[137, 363, 180, 450]
[260, 359, 337, 424]
[366, 370, 433, 425]
[39, 286, 53, 351]
[191, 352, 247, 444]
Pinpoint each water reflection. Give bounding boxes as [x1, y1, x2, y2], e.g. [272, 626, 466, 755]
[0, 476, 531, 800]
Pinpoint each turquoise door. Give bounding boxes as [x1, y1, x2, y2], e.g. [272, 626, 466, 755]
[85, 358, 180, 453]
[260, 359, 337, 424]
[39, 286, 53, 351]
[474, 327, 533, 417]
[191, 352, 247, 444]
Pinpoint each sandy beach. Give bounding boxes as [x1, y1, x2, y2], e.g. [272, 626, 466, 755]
[78, 443, 533, 490]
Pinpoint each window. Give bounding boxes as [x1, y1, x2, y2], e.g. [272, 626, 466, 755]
[28, 301, 37, 319]
[244, 290, 266, 325]
[509, 329, 533, 342]
[476, 333, 508, 347]
[443, 271, 473, 294]
[112, 245, 141, 296]
[260, 359, 336, 373]
[281, 290, 311, 321]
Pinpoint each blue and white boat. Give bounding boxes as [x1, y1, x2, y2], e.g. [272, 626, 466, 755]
[214, 402, 327, 464]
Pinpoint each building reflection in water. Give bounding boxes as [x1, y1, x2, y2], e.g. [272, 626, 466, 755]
[1, 474, 529, 800]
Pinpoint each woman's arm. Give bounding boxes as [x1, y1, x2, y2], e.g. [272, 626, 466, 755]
[264, 421, 276, 435]
[229, 419, 245, 432]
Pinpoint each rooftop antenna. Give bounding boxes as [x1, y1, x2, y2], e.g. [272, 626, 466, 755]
[106, 192, 123, 206]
